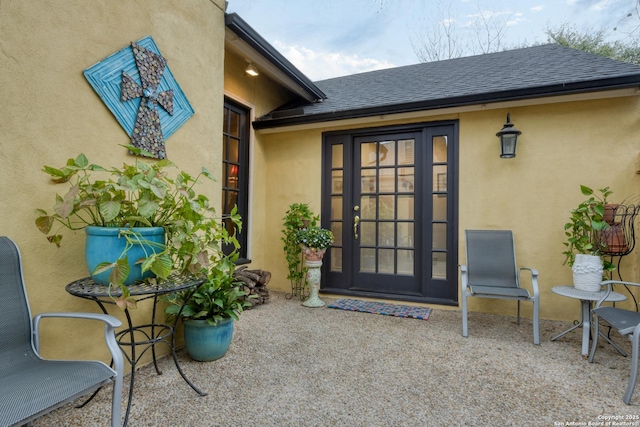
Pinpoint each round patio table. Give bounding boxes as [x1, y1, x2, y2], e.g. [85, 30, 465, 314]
[66, 273, 205, 426]
[551, 285, 627, 357]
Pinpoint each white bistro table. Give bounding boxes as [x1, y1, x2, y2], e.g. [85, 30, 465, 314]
[551, 285, 627, 357]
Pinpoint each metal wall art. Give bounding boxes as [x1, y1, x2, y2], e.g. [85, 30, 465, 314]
[84, 36, 194, 159]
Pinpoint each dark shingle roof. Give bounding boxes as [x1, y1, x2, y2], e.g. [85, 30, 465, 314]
[254, 44, 640, 129]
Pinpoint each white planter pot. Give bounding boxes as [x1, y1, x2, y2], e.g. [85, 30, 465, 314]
[572, 254, 603, 292]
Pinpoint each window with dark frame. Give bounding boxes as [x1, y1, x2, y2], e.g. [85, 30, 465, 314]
[222, 99, 250, 262]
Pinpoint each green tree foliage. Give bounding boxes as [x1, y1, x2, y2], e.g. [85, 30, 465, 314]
[546, 23, 640, 66]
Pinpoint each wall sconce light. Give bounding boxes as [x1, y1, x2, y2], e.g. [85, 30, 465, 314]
[245, 63, 259, 77]
[496, 113, 522, 158]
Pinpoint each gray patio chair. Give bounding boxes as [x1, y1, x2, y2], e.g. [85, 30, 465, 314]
[460, 230, 540, 344]
[0, 236, 124, 427]
[589, 280, 640, 404]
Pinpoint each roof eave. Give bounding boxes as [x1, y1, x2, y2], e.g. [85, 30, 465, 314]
[253, 75, 640, 130]
[225, 13, 327, 102]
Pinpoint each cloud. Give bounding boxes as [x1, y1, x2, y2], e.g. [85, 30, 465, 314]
[461, 7, 532, 30]
[530, 5, 544, 12]
[506, 12, 524, 27]
[461, 9, 512, 28]
[566, 0, 616, 6]
[565, 0, 615, 10]
[589, 0, 612, 10]
[273, 41, 395, 81]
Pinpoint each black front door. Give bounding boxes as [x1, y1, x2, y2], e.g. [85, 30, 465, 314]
[322, 122, 458, 305]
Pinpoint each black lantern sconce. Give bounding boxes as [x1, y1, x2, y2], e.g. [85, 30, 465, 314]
[496, 113, 522, 158]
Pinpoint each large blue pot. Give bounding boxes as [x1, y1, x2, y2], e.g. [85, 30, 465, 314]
[184, 318, 234, 362]
[85, 226, 165, 286]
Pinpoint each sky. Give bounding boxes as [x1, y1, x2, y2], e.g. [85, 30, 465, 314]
[226, 0, 639, 81]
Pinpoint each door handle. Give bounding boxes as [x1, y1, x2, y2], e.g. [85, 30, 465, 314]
[353, 215, 360, 240]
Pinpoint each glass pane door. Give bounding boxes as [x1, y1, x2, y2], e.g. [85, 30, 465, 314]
[352, 133, 421, 296]
[322, 122, 458, 304]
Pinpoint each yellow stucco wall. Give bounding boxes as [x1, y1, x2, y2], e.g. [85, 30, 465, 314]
[0, 0, 227, 365]
[262, 128, 325, 292]
[257, 96, 640, 322]
[223, 48, 298, 269]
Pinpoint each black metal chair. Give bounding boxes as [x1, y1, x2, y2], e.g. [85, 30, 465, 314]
[460, 230, 540, 344]
[0, 236, 124, 427]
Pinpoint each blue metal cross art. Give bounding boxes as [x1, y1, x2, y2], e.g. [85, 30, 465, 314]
[121, 42, 174, 158]
[84, 36, 194, 159]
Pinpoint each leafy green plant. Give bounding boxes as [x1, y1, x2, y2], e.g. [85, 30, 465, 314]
[36, 149, 175, 237]
[562, 185, 615, 271]
[295, 226, 334, 250]
[281, 203, 318, 297]
[164, 260, 251, 326]
[35, 146, 242, 308]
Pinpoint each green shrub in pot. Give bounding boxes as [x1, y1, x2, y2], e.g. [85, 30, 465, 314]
[164, 260, 251, 326]
[35, 145, 242, 308]
[163, 258, 253, 361]
[295, 226, 334, 250]
[562, 184, 615, 272]
[281, 203, 319, 297]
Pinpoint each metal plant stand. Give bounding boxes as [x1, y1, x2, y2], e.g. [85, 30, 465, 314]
[285, 252, 310, 301]
[286, 281, 309, 300]
[602, 204, 640, 263]
[602, 204, 640, 309]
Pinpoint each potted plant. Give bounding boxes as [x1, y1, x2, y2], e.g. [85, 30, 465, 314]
[281, 203, 319, 299]
[295, 225, 334, 308]
[164, 260, 252, 361]
[562, 185, 615, 291]
[35, 145, 241, 308]
[295, 226, 334, 261]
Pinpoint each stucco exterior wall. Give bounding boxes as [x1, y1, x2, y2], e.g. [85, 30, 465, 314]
[257, 95, 640, 322]
[262, 128, 325, 293]
[0, 0, 227, 365]
[223, 48, 298, 269]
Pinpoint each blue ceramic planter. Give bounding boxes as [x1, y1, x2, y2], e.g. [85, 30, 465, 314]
[184, 318, 234, 362]
[85, 226, 165, 286]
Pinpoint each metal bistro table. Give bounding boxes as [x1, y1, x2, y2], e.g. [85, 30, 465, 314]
[551, 285, 627, 357]
[66, 273, 206, 425]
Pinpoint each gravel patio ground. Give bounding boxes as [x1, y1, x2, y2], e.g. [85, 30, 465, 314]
[34, 291, 640, 427]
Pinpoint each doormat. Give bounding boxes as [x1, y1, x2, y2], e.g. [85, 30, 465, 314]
[327, 299, 431, 320]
